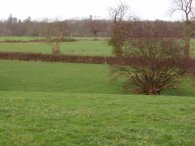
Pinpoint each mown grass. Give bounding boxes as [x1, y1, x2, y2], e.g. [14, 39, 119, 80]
[0, 40, 113, 56]
[0, 60, 122, 94]
[0, 36, 45, 41]
[0, 60, 194, 97]
[0, 91, 194, 145]
[163, 76, 195, 96]
[0, 37, 194, 145]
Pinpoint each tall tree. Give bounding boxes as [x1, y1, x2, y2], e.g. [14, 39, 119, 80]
[171, 0, 195, 58]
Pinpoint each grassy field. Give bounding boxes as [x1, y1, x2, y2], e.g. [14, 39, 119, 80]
[0, 36, 194, 145]
[0, 60, 122, 94]
[0, 40, 113, 56]
[0, 91, 194, 146]
[0, 36, 195, 58]
[0, 36, 45, 41]
[0, 60, 194, 96]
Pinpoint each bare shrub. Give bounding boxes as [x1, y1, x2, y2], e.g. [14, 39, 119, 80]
[113, 38, 185, 95]
[110, 20, 187, 95]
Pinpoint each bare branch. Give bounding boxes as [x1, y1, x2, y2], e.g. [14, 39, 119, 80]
[171, 0, 195, 22]
[109, 2, 128, 22]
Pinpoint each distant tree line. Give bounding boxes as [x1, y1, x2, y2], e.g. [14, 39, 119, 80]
[0, 15, 112, 37]
[1, 14, 194, 39]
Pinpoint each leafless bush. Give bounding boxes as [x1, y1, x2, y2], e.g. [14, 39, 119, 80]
[110, 19, 189, 95]
[113, 38, 185, 95]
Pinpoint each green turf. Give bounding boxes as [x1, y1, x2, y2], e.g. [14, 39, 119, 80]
[0, 60, 122, 94]
[0, 37, 194, 145]
[0, 91, 194, 145]
[0, 43, 50, 54]
[163, 76, 195, 96]
[0, 36, 194, 57]
[0, 36, 45, 41]
[190, 39, 195, 58]
[0, 60, 194, 97]
[0, 40, 113, 56]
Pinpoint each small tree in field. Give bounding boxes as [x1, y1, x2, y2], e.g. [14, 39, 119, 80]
[52, 42, 60, 54]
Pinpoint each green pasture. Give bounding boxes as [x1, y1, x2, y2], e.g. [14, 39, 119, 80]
[0, 60, 122, 94]
[0, 36, 45, 41]
[0, 60, 194, 96]
[0, 36, 194, 145]
[0, 36, 195, 58]
[0, 40, 113, 56]
[0, 91, 194, 145]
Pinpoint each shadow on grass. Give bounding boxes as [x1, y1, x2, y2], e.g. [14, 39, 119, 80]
[162, 76, 195, 97]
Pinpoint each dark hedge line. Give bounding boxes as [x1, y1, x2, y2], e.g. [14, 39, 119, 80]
[0, 38, 77, 43]
[0, 52, 151, 65]
[0, 52, 194, 68]
[0, 52, 113, 64]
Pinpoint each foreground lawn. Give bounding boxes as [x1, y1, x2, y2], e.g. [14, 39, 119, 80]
[0, 91, 194, 145]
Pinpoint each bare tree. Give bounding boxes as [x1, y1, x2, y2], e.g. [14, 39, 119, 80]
[109, 2, 129, 56]
[171, 0, 195, 58]
[172, 0, 194, 21]
[109, 2, 128, 22]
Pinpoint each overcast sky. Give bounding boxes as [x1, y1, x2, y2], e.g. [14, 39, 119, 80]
[0, 0, 181, 21]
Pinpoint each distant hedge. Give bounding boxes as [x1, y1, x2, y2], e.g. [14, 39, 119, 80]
[0, 52, 110, 64]
[0, 38, 77, 43]
[0, 52, 194, 69]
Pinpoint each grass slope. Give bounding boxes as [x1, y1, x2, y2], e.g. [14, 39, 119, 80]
[0, 60, 122, 94]
[0, 37, 194, 145]
[0, 60, 194, 96]
[0, 91, 194, 145]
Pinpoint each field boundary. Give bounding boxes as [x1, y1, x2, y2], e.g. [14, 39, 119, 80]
[0, 38, 77, 43]
[0, 52, 195, 67]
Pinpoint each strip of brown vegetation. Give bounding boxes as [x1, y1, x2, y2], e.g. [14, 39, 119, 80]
[0, 38, 77, 43]
[0, 52, 194, 68]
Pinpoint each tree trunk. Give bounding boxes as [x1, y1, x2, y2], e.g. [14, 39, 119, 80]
[184, 22, 192, 58]
[184, 36, 190, 58]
